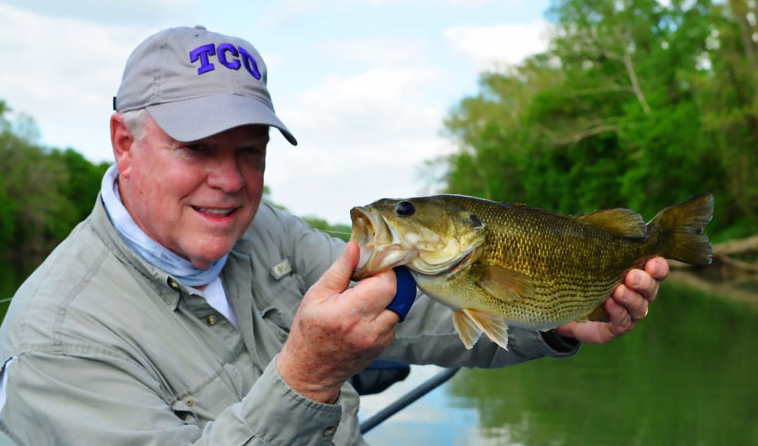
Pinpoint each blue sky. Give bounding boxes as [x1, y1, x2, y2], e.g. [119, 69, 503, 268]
[0, 0, 552, 223]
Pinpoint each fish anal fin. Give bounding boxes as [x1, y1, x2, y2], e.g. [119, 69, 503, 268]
[579, 303, 611, 323]
[462, 308, 509, 351]
[452, 310, 482, 349]
[575, 209, 647, 239]
[473, 265, 534, 303]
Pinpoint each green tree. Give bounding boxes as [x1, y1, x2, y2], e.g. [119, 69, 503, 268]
[441, 0, 757, 240]
[0, 100, 112, 253]
[301, 217, 352, 242]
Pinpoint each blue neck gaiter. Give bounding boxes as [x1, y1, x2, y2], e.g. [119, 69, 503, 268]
[100, 165, 228, 286]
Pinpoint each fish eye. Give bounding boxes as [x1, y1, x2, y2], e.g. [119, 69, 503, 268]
[395, 201, 415, 217]
[469, 214, 483, 228]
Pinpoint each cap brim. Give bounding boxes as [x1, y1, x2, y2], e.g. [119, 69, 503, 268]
[146, 94, 297, 145]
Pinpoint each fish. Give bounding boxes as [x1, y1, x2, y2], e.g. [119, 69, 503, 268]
[349, 194, 713, 350]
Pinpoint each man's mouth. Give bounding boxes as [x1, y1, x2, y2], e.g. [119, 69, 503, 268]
[192, 206, 238, 217]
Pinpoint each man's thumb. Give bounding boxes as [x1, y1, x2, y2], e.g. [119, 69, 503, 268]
[317, 241, 360, 293]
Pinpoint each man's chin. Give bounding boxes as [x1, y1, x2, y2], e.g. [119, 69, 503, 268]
[186, 245, 235, 270]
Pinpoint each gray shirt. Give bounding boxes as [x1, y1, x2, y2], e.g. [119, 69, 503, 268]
[0, 197, 577, 445]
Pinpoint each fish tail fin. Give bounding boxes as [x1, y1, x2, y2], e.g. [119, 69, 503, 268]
[648, 194, 714, 266]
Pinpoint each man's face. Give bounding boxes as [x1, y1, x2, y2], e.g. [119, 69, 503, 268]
[118, 115, 268, 269]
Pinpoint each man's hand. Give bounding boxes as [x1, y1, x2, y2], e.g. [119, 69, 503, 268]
[555, 257, 669, 344]
[276, 242, 399, 404]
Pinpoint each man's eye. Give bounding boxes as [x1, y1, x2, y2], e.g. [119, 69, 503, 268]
[184, 144, 205, 152]
[244, 147, 266, 156]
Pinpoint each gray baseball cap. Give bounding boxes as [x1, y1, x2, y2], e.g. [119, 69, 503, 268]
[114, 25, 296, 145]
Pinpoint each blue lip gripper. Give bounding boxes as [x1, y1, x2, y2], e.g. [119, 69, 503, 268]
[387, 266, 417, 322]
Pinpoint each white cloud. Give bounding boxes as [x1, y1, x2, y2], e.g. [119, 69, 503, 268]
[264, 67, 456, 223]
[261, 0, 525, 24]
[344, 0, 500, 6]
[286, 67, 443, 148]
[259, 0, 325, 24]
[444, 21, 551, 71]
[0, 0, 196, 25]
[0, 4, 159, 161]
[319, 38, 431, 66]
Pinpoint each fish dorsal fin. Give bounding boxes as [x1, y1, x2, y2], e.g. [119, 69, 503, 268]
[452, 310, 482, 349]
[576, 303, 611, 323]
[462, 308, 510, 350]
[574, 209, 647, 239]
[472, 264, 535, 303]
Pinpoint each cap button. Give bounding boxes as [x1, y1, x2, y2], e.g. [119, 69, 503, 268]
[194, 25, 207, 30]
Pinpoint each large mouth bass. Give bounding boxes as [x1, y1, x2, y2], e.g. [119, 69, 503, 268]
[350, 194, 713, 350]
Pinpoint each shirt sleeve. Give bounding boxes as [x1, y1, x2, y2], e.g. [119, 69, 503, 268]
[0, 352, 341, 446]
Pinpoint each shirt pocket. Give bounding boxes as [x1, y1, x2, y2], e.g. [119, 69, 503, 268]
[171, 364, 243, 426]
[257, 272, 305, 338]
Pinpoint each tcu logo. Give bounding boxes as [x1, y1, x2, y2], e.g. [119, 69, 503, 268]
[189, 43, 261, 80]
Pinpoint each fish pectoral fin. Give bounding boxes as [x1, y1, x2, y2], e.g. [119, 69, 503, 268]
[452, 310, 482, 349]
[473, 265, 535, 303]
[573, 208, 647, 239]
[583, 303, 611, 323]
[462, 308, 510, 351]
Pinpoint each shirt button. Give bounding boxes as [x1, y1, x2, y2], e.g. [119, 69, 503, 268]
[205, 315, 218, 326]
[167, 278, 180, 290]
[323, 426, 336, 437]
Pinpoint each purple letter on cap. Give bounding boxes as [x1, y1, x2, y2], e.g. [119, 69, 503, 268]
[189, 44, 217, 75]
[237, 46, 261, 80]
[217, 43, 241, 70]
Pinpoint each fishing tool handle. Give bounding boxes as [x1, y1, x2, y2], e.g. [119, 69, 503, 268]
[387, 266, 417, 322]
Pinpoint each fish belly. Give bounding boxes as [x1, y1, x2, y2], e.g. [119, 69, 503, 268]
[415, 266, 618, 330]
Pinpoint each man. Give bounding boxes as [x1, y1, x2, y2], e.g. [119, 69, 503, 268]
[0, 26, 667, 445]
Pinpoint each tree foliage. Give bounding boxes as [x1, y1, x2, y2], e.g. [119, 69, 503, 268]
[442, 0, 758, 242]
[0, 101, 110, 253]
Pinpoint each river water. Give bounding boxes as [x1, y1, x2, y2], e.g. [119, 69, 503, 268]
[1, 257, 756, 445]
[360, 282, 758, 446]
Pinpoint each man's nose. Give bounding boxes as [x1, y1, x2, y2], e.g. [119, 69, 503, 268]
[207, 155, 246, 192]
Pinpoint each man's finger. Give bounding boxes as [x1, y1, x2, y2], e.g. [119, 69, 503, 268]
[605, 298, 634, 334]
[645, 256, 669, 281]
[625, 269, 659, 301]
[313, 242, 360, 294]
[374, 309, 401, 327]
[613, 284, 649, 321]
[345, 269, 397, 314]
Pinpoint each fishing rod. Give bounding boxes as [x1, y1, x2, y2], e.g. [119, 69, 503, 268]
[360, 367, 460, 434]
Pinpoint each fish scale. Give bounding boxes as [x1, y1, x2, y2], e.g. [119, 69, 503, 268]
[439, 195, 643, 328]
[351, 193, 713, 349]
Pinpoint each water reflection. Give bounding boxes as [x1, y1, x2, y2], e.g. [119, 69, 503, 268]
[446, 282, 758, 446]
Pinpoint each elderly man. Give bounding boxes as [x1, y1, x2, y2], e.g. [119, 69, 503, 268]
[0, 26, 667, 445]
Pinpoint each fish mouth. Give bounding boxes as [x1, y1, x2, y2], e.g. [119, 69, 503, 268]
[350, 206, 418, 280]
[349, 206, 483, 280]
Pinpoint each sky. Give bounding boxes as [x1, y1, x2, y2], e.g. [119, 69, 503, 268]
[0, 0, 552, 224]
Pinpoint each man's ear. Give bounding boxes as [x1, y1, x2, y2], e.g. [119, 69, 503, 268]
[110, 113, 134, 179]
